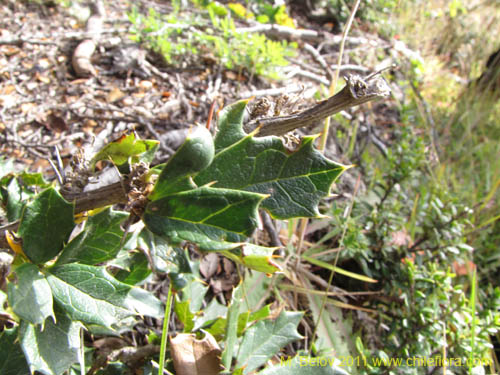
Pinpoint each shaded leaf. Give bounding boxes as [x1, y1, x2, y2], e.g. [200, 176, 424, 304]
[56, 208, 128, 265]
[46, 263, 162, 328]
[114, 251, 151, 285]
[8, 263, 54, 325]
[195, 100, 348, 219]
[18, 188, 74, 264]
[1, 177, 34, 222]
[145, 189, 280, 272]
[20, 311, 81, 375]
[180, 273, 208, 313]
[306, 286, 355, 373]
[193, 299, 227, 331]
[149, 126, 215, 200]
[0, 327, 30, 375]
[236, 311, 304, 374]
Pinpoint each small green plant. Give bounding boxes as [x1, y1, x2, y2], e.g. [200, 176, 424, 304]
[0, 100, 348, 374]
[127, 4, 296, 79]
[310, 126, 500, 374]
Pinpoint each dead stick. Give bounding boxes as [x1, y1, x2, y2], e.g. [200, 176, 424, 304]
[245, 74, 391, 137]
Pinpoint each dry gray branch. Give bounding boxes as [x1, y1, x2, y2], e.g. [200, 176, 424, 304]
[244, 74, 391, 137]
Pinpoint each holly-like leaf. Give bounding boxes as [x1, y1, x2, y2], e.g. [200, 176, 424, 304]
[8, 263, 54, 325]
[46, 263, 163, 328]
[90, 133, 159, 170]
[149, 126, 215, 200]
[20, 311, 81, 375]
[236, 311, 304, 374]
[56, 208, 129, 265]
[194, 100, 349, 219]
[220, 243, 281, 273]
[144, 187, 280, 273]
[18, 188, 74, 264]
[0, 327, 30, 375]
[145, 185, 265, 241]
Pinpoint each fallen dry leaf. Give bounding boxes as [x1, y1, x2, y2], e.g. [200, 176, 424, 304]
[170, 332, 222, 375]
[107, 87, 126, 103]
[200, 253, 220, 279]
[35, 71, 51, 84]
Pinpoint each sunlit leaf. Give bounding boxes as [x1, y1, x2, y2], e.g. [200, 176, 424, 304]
[8, 263, 54, 325]
[56, 208, 128, 265]
[20, 311, 81, 375]
[90, 133, 159, 169]
[194, 100, 348, 219]
[46, 263, 162, 328]
[236, 310, 304, 374]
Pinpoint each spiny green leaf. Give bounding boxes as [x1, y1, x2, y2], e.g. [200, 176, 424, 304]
[8, 263, 54, 325]
[144, 188, 280, 272]
[193, 299, 228, 332]
[18, 187, 74, 264]
[220, 243, 281, 274]
[236, 311, 304, 374]
[46, 263, 162, 328]
[19, 311, 82, 375]
[113, 251, 151, 285]
[19, 171, 51, 188]
[194, 100, 349, 219]
[90, 133, 159, 170]
[144, 185, 266, 247]
[149, 126, 214, 200]
[56, 208, 129, 265]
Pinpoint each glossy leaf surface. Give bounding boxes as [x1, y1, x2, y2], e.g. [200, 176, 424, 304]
[46, 263, 162, 328]
[56, 208, 128, 265]
[194, 100, 348, 219]
[18, 188, 74, 264]
[20, 312, 81, 375]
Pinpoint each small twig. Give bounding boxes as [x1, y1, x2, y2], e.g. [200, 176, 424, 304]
[0, 38, 58, 46]
[284, 68, 329, 85]
[235, 23, 371, 45]
[261, 211, 282, 248]
[245, 74, 391, 137]
[303, 43, 333, 81]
